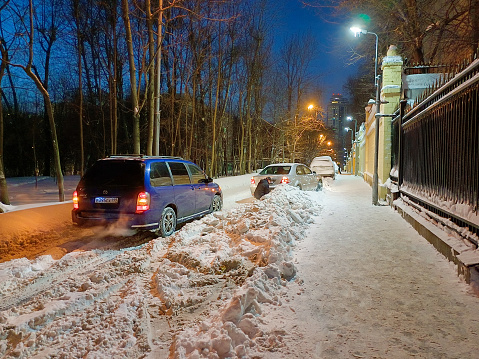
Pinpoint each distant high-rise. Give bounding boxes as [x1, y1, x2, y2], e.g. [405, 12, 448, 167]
[326, 94, 350, 168]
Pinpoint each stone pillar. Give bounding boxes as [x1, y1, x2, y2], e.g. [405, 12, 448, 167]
[363, 100, 375, 186]
[378, 45, 402, 199]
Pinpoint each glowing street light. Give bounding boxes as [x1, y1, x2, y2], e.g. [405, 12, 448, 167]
[307, 104, 321, 121]
[350, 25, 381, 205]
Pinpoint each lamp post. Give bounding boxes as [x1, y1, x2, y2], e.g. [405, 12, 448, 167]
[344, 127, 353, 148]
[344, 127, 353, 173]
[347, 116, 358, 176]
[350, 26, 380, 205]
[307, 104, 321, 121]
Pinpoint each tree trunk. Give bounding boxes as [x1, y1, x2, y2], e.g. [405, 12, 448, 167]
[23, 0, 64, 201]
[0, 89, 9, 206]
[146, 0, 155, 156]
[111, 2, 119, 155]
[0, 40, 10, 205]
[73, 0, 84, 175]
[121, 0, 141, 154]
[154, 0, 163, 156]
[24, 70, 64, 201]
[210, 51, 221, 177]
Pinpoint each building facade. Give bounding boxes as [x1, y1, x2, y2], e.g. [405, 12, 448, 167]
[326, 93, 350, 168]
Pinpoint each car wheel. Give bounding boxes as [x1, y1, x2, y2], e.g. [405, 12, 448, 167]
[158, 207, 176, 237]
[72, 211, 86, 226]
[211, 195, 222, 212]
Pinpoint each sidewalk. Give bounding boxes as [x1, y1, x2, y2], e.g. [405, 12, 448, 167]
[5, 176, 80, 207]
[272, 175, 479, 358]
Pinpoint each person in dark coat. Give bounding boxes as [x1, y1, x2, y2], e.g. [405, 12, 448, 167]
[254, 177, 271, 199]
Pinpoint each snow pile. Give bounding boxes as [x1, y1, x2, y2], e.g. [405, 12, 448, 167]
[172, 185, 321, 358]
[0, 184, 322, 358]
[0, 202, 14, 213]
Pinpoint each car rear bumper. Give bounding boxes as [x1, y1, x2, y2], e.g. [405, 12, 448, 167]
[316, 171, 335, 177]
[71, 209, 159, 230]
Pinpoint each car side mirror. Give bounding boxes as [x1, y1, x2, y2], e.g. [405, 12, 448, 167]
[199, 177, 214, 184]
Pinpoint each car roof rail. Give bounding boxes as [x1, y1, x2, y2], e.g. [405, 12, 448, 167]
[145, 156, 184, 159]
[108, 154, 145, 158]
[107, 154, 184, 160]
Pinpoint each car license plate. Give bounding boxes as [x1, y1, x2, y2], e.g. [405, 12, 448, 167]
[95, 197, 119, 204]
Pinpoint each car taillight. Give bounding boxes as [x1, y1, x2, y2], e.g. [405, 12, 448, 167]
[73, 191, 79, 209]
[136, 192, 150, 213]
[280, 176, 290, 184]
[251, 177, 255, 184]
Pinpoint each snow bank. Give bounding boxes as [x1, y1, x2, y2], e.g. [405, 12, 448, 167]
[172, 185, 321, 358]
[0, 184, 322, 358]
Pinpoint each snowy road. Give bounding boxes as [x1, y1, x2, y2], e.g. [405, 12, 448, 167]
[0, 175, 253, 263]
[269, 175, 479, 358]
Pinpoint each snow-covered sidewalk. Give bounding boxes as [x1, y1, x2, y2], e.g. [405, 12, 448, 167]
[270, 175, 479, 358]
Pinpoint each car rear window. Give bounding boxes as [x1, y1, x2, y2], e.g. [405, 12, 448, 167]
[260, 166, 291, 175]
[82, 160, 144, 187]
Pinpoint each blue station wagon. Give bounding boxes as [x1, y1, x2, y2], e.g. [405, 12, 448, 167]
[72, 156, 222, 236]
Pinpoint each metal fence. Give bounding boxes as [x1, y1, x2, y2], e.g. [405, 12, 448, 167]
[396, 58, 479, 242]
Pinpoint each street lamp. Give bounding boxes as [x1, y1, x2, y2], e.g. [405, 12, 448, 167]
[307, 104, 321, 121]
[346, 116, 357, 140]
[347, 116, 359, 176]
[350, 26, 381, 205]
[344, 127, 353, 148]
[344, 127, 353, 174]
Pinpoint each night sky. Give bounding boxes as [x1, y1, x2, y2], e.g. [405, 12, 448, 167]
[272, 0, 360, 107]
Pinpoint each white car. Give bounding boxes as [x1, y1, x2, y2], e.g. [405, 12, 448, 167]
[310, 156, 336, 179]
[250, 163, 321, 195]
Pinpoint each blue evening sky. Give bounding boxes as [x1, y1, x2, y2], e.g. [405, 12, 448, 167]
[272, 0, 361, 107]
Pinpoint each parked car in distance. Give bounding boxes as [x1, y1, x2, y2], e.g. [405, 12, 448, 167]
[310, 156, 336, 179]
[250, 163, 321, 195]
[72, 155, 222, 237]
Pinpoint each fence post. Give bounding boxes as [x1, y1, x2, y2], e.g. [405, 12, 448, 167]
[379, 45, 403, 199]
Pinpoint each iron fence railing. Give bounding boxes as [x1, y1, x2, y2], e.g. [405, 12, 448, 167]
[398, 58, 479, 240]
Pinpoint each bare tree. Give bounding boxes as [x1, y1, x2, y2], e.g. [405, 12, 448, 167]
[0, 37, 9, 206]
[311, 0, 475, 64]
[0, 0, 10, 206]
[121, 0, 141, 154]
[72, 0, 84, 175]
[6, 0, 64, 201]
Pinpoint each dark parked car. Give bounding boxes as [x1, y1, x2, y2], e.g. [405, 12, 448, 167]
[72, 155, 222, 237]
